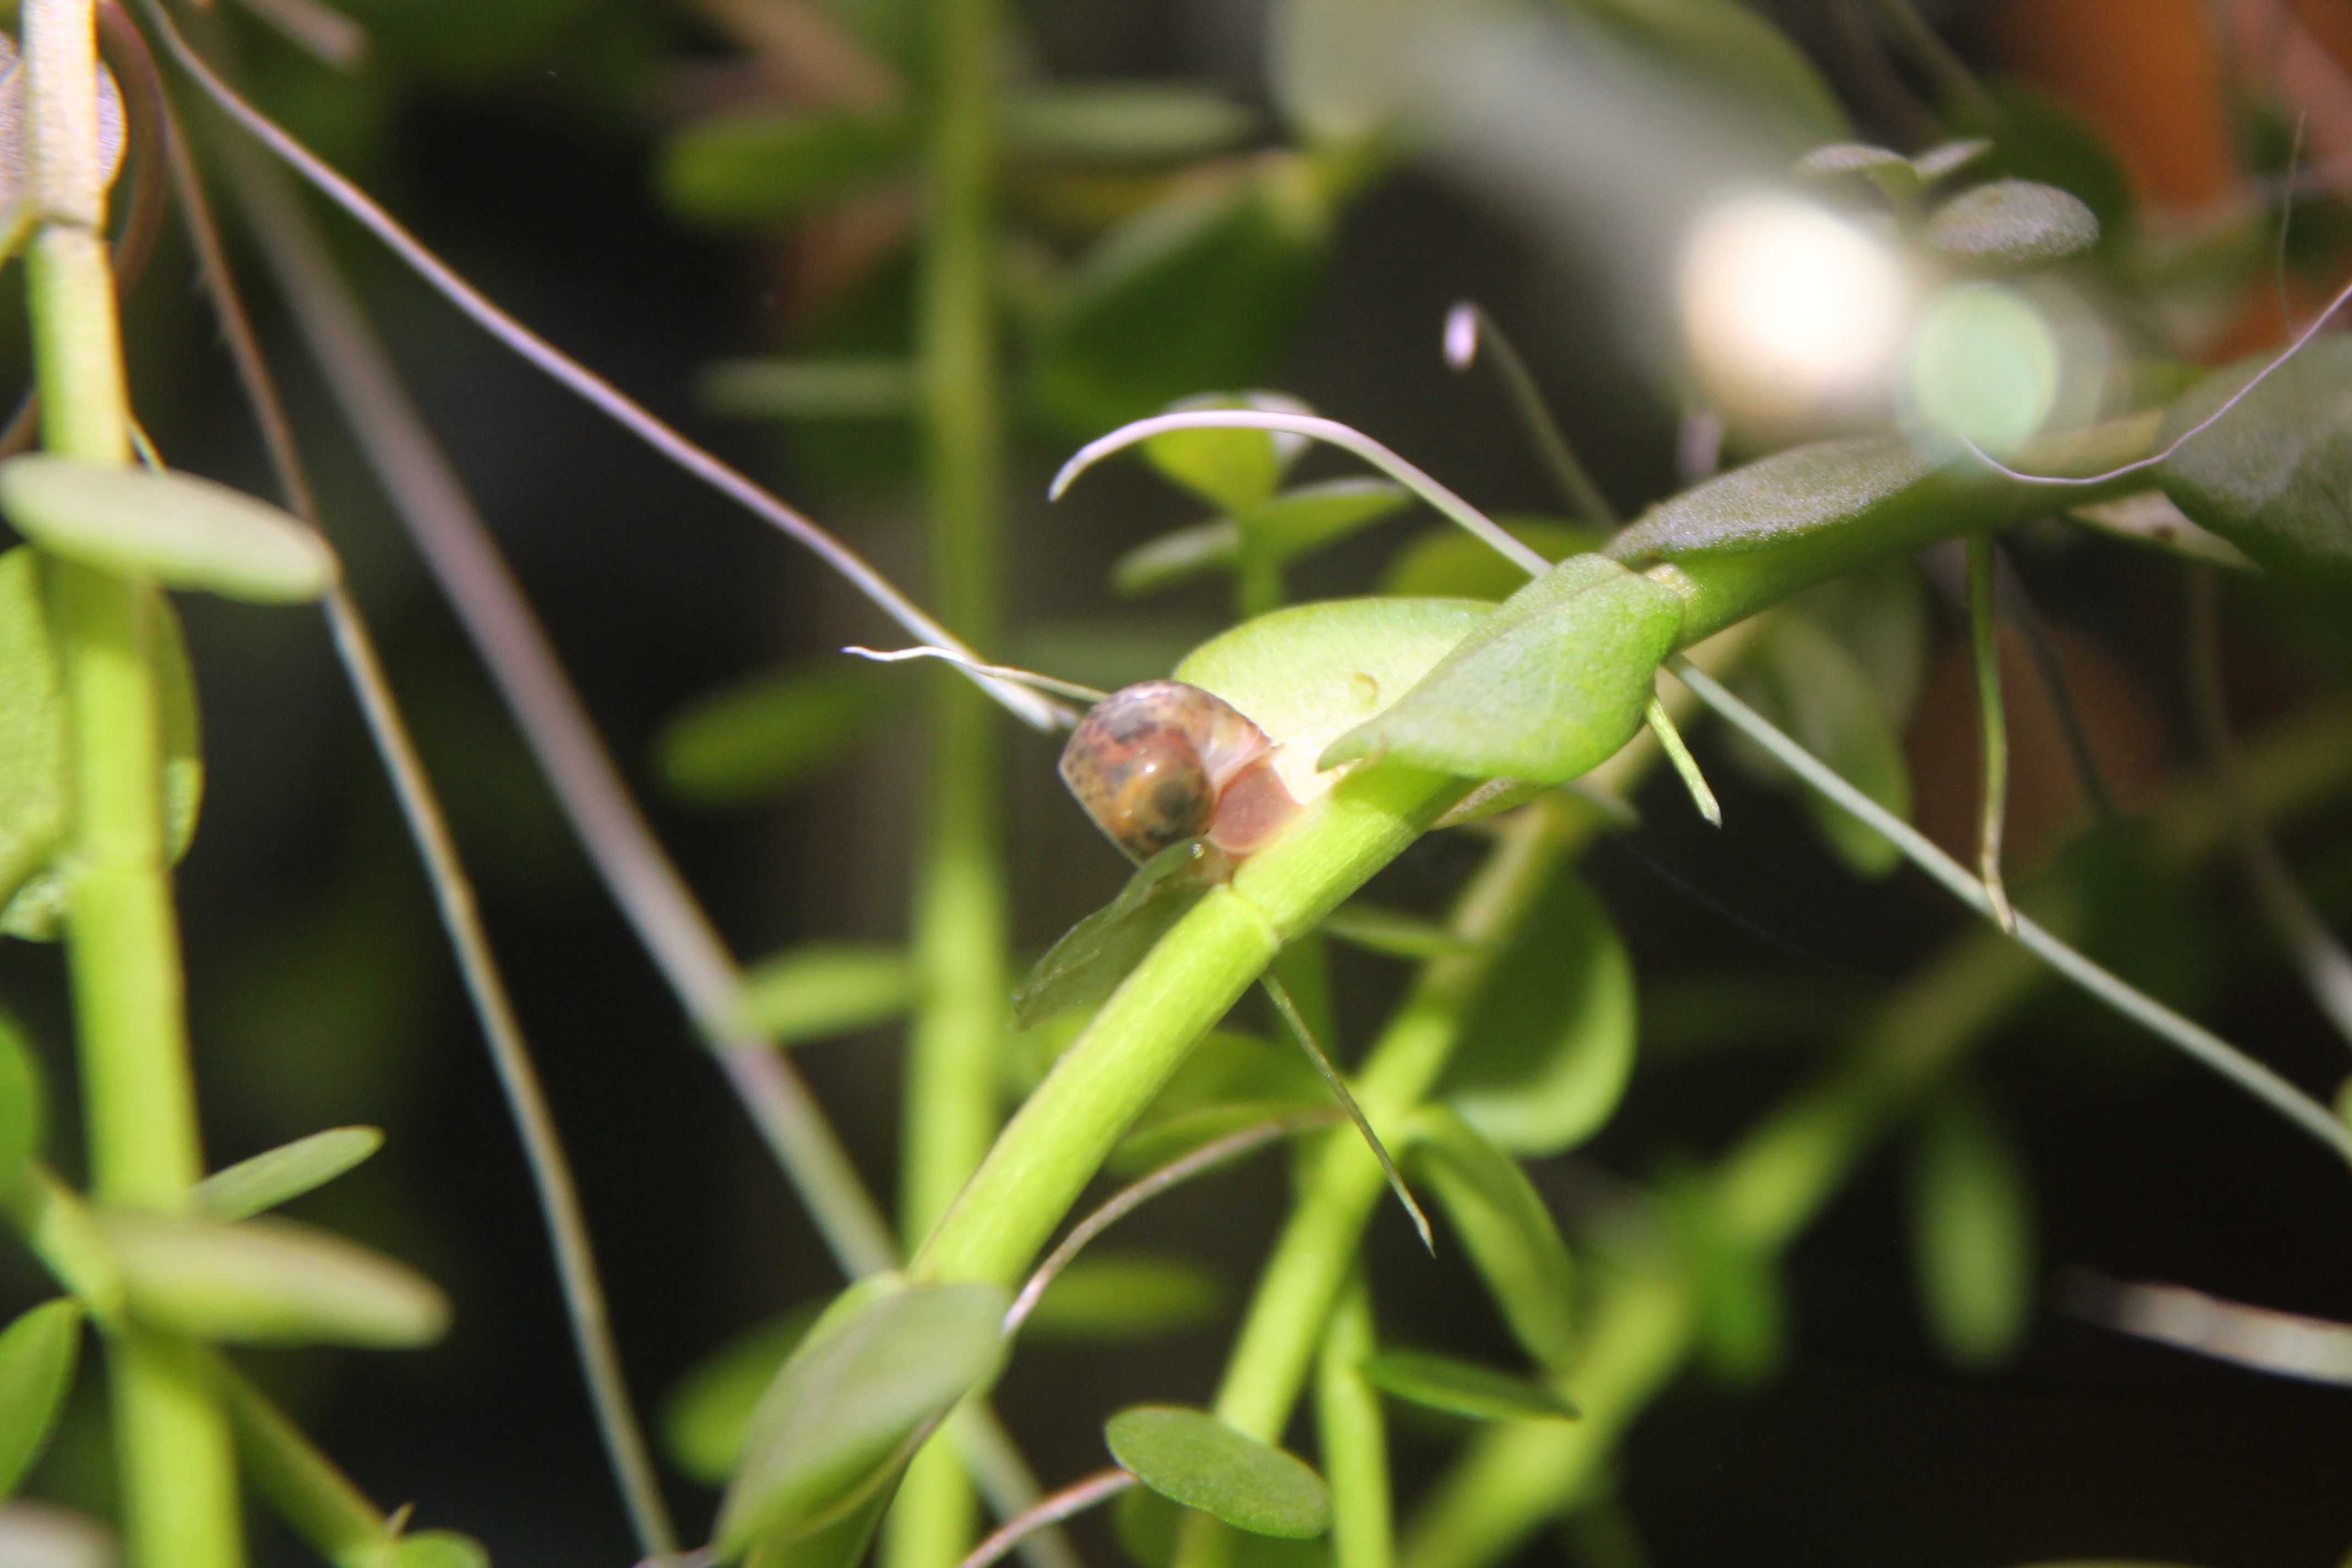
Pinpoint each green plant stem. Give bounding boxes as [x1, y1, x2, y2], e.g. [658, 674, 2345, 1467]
[1966, 535, 2016, 930]
[1397, 699, 2352, 1568]
[1316, 1272, 1393, 1568]
[25, 4, 240, 1565]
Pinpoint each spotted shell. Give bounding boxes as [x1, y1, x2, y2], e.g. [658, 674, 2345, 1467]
[1059, 680, 1300, 863]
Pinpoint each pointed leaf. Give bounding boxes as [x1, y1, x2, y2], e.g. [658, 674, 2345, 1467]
[1356, 1349, 1576, 1423]
[0, 1009, 41, 1200]
[96, 1210, 450, 1348]
[1321, 556, 1681, 787]
[0, 1299, 81, 1497]
[1006, 85, 1260, 165]
[716, 1281, 1009, 1554]
[194, 1127, 384, 1222]
[1909, 1089, 2035, 1368]
[2156, 336, 2352, 584]
[0, 456, 335, 603]
[1015, 841, 1233, 1029]
[1143, 394, 1313, 515]
[736, 944, 918, 1047]
[1104, 1406, 1330, 1539]
[1023, 1252, 1226, 1343]
[1379, 520, 1597, 601]
[1438, 871, 1635, 1156]
[657, 110, 916, 226]
[1405, 1108, 1575, 1366]
[1924, 179, 2099, 271]
[1320, 903, 1479, 960]
[662, 1306, 823, 1486]
[658, 663, 906, 805]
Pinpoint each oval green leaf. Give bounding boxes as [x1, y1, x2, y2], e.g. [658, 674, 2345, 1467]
[0, 1009, 42, 1200]
[1405, 1108, 1576, 1367]
[1924, 179, 2099, 271]
[96, 1210, 450, 1348]
[0, 456, 336, 603]
[194, 1126, 384, 1223]
[658, 663, 905, 805]
[1438, 870, 1635, 1156]
[1104, 1406, 1331, 1539]
[657, 110, 916, 227]
[1380, 520, 1597, 601]
[1321, 556, 1681, 788]
[1023, 1251, 1227, 1343]
[0, 1299, 81, 1498]
[716, 1281, 1010, 1554]
[736, 944, 918, 1047]
[1144, 394, 1311, 515]
[661, 1305, 822, 1486]
[1908, 1088, 2035, 1368]
[1357, 1349, 1577, 1423]
[1113, 1485, 1330, 1568]
[2157, 335, 2352, 583]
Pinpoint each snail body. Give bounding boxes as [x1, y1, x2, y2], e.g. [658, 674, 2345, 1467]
[1059, 680, 1300, 863]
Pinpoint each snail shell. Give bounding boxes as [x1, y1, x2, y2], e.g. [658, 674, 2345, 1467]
[1060, 680, 1300, 863]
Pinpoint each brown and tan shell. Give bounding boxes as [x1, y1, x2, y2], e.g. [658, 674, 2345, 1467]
[1059, 680, 1300, 863]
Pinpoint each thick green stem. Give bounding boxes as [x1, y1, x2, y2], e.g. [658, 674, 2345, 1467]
[890, 0, 1008, 1561]
[26, 3, 241, 1565]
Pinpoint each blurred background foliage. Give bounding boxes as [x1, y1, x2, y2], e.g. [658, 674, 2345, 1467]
[4, 0, 2352, 1562]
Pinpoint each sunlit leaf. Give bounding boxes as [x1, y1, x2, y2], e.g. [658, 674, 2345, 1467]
[1024, 1251, 1227, 1343]
[0, 457, 336, 603]
[1320, 903, 1479, 960]
[2157, 336, 2352, 584]
[1379, 520, 1597, 601]
[1030, 159, 1327, 435]
[1104, 1406, 1331, 1539]
[2, 567, 202, 940]
[0, 1299, 80, 1498]
[716, 1281, 1009, 1554]
[1006, 85, 1260, 165]
[699, 358, 916, 422]
[1320, 556, 1681, 787]
[194, 1126, 384, 1223]
[662, 1306, 823, 1486]
[1144, 394, 1312, 515]
[657, 663, 906, 805]
[95, 1210, 450, 1348]
[0, 1010, 41, 1200]
[1924, 179, 2099, 271]
[1014, 841, 1233, 1030]
[1438, 871, 1635, 1156]
[1357, 1349, 1577, 1423]
[1909, 1088, 2035, 1368]
[1659, 1173, 1784, 1384]
[657, 110, 916, 226]
[736, 944, 918, 1047]
[1406, 1108, 1576, 1366]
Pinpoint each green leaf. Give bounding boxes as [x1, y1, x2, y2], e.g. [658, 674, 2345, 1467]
[716, 1281, 1009, 1554]
[743, 1484, 895, 1568]
[736, 944, 918, 1047]
[0, 1299, 81, 1498]
[1015, 841, 1233, 1030]
[1604, 435, 1940, 558]
[1740, 614, 1913, 877]
[657, 663, 906, 805]
[1022, 1251, 1227, 1343]
[662, 1306, 823, 1486]
[1006, 85, 1260, 165]
[1379, 520, 1597, 601]
[1438, 871, 1635, 1156]
[95, 1210, 450, 1348]
[1320, 556, 1683, 787]
[1103, 1406, 1331, 1539]
[1405, 1108, 1576, 1366]
[1356, 1349, 1577, 1423]
[1924, 179, 2100, 272]
[2157, 336, 2352, 582]
[1659, 1173, 1784, 1384]
[1962, 85, 2137, 255]
[1908, 1088, 2035, 1368]
[700, 358, 916, 422]
[372, 1532, 492, 1568]
[0, 457, 336, 603]
[657, 110, 916, 226]
[1912, 139, 1994, 185]
[1571, 0, 1848, 141]
[1320, 903, 1479, 960]
[1030, 159, 1327, 435]
[194, 1126, 384, 1222]
[2, 567, 203, 940]
[1793, 142, 1919, 204]
[0, 1009, 42, 1200]
[1174, 597, 1493, 809]
[1115, 480, 1413, 597]
[1143, 393, 1313, 515]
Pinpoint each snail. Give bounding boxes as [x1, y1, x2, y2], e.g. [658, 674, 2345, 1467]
[1059, 680, 1301, 864]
